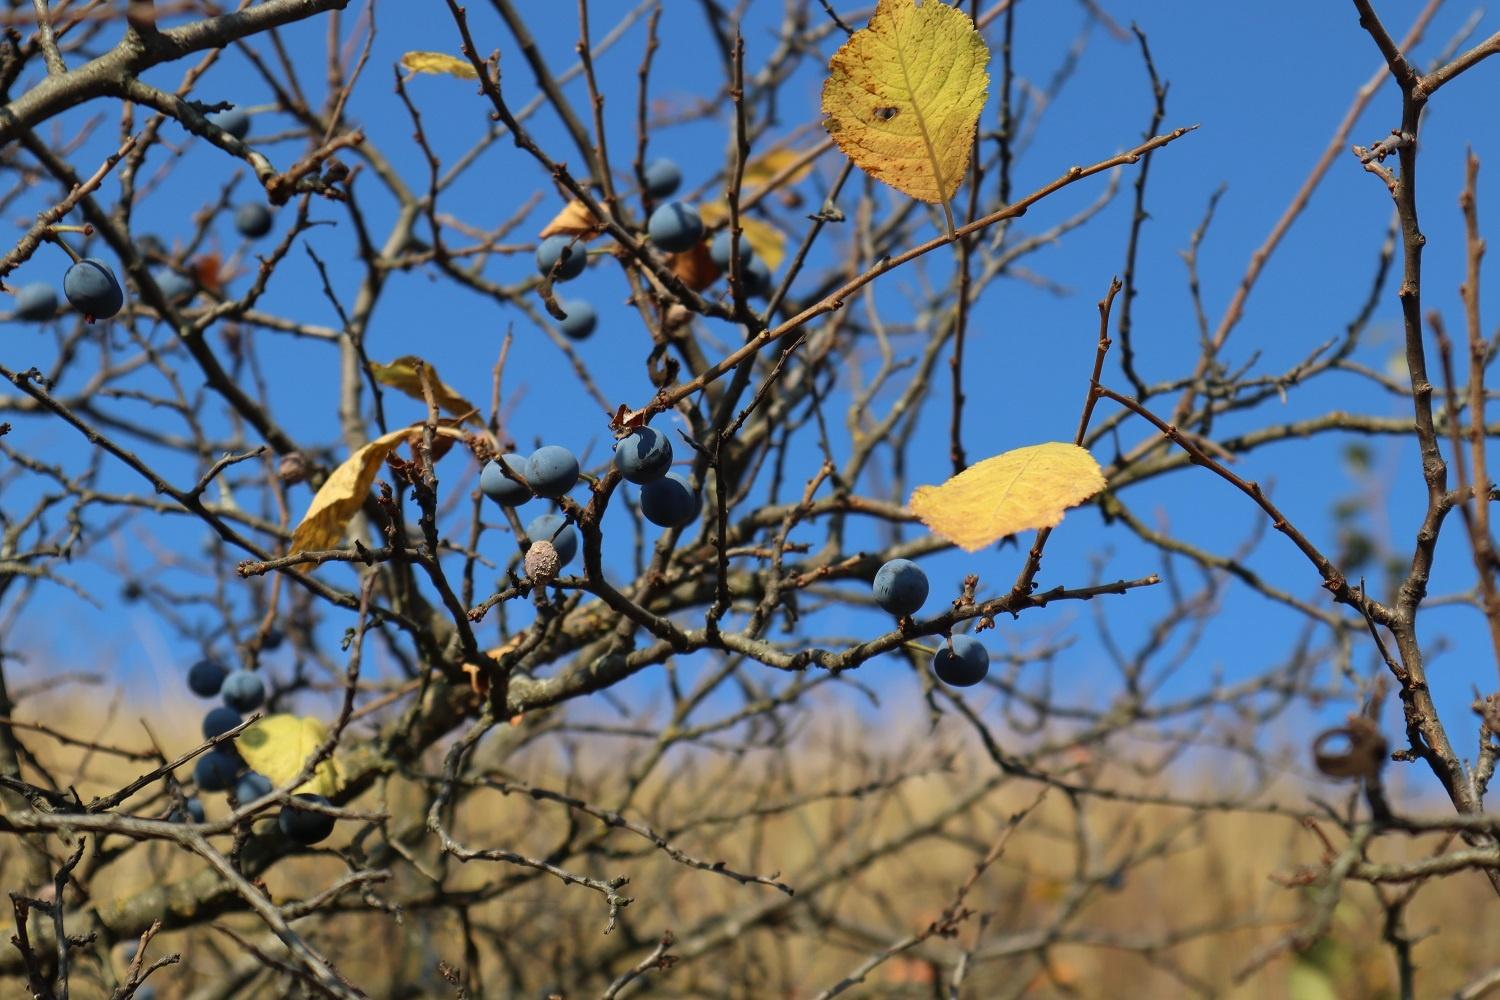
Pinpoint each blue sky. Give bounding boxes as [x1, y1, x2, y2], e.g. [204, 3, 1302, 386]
[6, 1, 1500, 802]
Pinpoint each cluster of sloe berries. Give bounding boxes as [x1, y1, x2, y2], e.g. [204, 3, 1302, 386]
[871, 558, 990, 688]
[529, 157, 778, 344]
[7, 104, 275, 326]
[643, 158, 775, 296]
[180, 658, 335, 845]
[480, 445, 585, 578]
[533, 237, 597, 341]
[614, 426, 698, 528]
[479, 430, 701, 579]
[206, 106, 277, 241]
[9, 256, 128, 323]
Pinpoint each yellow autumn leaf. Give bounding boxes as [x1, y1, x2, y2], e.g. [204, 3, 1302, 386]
[821, 0, 989, 203]
[741, 147, 817, 191]
[1288, 961, 1341, 1000]
[290, 426, 418, 553]
[291, 424, 469, 553]
[1025, 876, 1071, 905]
[370, 356, 482, 426]
[909, 442, 1105, 552]
[538, 199, 604, 240]
[400, 51, 478, 80]
[236, 713, 344, 797]
[697, 204, 788, 270]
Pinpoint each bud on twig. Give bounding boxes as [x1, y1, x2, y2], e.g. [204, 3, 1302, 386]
[278, 452, 309, 485]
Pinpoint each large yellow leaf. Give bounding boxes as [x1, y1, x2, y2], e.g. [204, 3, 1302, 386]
[696, 204, 788, 270]
[236, 713, 344, 797]
[909, 443, 1105, 552]
[370, 356, 482, 426]
[400, 51, 478, 80]
[821, 0, 989, 203]
[290, 427, 417, 553]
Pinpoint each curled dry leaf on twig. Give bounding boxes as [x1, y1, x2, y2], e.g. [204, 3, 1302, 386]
[237, 713, 344, 797]
[821, 0, 989, 204]
[191, 253, 223, 294]
[666, 241, 720, 292]
[1312, 715, 1388, 781]
[398, 51, 478, 80]
[290, 424, 466, 552]
[369, 356, 483, 426]
[538, 200, 605, 240]
[909, 443, 1106, 552]
[463, 633, 527, 697]
[609, 403, 651, 434]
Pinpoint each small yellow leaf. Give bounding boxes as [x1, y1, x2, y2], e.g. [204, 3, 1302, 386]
[370, 356, 482, 426]
[909, 443, 1105, 552]
[400, 51, 478, 80]
[1288, 961, 1341, 1000]
[290, 426, 418, 553]
[236, 713, 344, 797]
[538, 200, 604, 240]
[741, 148, 816, 191]
[697, 204, 788, 270]
[821, 0, 990, 203]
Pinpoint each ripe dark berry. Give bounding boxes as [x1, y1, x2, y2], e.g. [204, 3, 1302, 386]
[136, 234, 168, 259]
[557, 298, 597, 340]
[743, 256, 773, 297]
[193, 749, 242, 791]
[525, 445, 579, 498]
[187, 659, 229, 698]
[221, 669, 265, 712]
[613, 427, 672, 484]
[643, 158, 682, 198]
[151, 267, 194, 304]
[202, 706, 243, 741]
[932, 634, 989, 687]
[535, 235, 586, 281]
[63, 258, 124, 319]
[872, 558, 928, 616]
[14, 282, 57, 321]
[171, 797, 206, 823]
[640, 472, 699, 528]
[206, 107, 251, 140]
[278, 793, 336, 845]
[480, 454, 532, 506]
[709, 230, 754, 270]
[647, 202, 704, 254]
[234, 203, 273, 239]
[233, 771, 273, 803]
[525, 513, 579, 567]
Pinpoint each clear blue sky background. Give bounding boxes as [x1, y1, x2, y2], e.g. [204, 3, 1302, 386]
[7, 1, 1500, 803]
